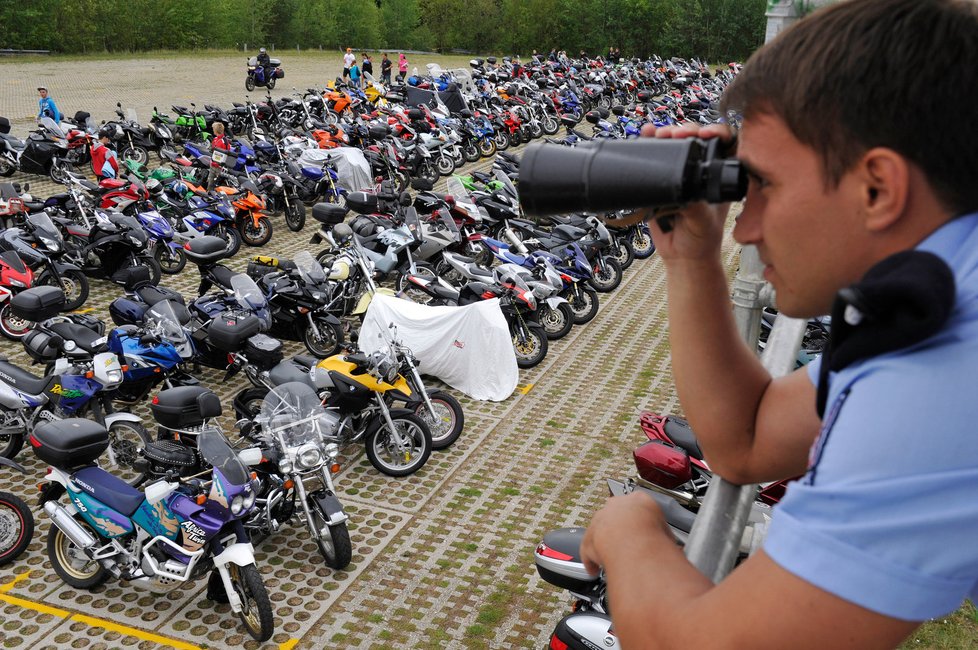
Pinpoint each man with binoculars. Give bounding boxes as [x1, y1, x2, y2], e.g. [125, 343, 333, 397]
[526, 0, 978, 647]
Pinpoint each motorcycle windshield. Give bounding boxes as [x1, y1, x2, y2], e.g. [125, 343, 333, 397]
[495, 263, 533, 294]
[493, 168, 519, 202]
[38, 117, 65, 138]
[198, 429, 250, 486]
[295, 250, 327, 285]
[28, 212, 60, 241]
[145, 300, 185, 343]
[259, 381, 328, 448]
[231, 273, 267, 312]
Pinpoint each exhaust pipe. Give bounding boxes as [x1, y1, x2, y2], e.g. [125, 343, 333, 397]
[44, 501, 97, 550]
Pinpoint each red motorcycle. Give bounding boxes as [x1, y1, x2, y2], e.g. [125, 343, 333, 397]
[0, 250, 35, 339]
[98, 176, 150, 214]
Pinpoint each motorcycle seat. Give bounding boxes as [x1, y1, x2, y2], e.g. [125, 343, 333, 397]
[0, 359, 54, 395]
[0, 133, 25, 150]
[48, 322, 107, 354]
[99, 179, 127, 190]
[291, 355, 319, 369]
[72, 466, 145, 517]
[268, 359, 315, 389]
[210, 264, 237, 290]
[143, 439, 199, 470]
[663, 417, 704, 461]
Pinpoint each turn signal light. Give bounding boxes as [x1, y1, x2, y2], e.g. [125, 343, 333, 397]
[195, 495, 207, 505]
[330, 463, 341, 474]
[283, 479, 295, 490]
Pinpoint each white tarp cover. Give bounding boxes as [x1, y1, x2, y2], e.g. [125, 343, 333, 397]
[297, 146, 373, 192]
[360, 293, 518, 401]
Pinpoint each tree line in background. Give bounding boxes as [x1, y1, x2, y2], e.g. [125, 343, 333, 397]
[1, 0, 767, 62]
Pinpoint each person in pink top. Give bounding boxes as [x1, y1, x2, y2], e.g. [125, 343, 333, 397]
[397, 52, 408, 83]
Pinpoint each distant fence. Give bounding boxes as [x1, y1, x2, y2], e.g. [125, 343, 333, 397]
[0, 49, 51, 56]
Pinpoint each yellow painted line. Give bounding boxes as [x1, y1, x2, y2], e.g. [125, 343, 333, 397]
[0, 569, 32, 593]
[518, 383, 535, 395]
[0, 591, 71, 618]
[279, 639, 300, 650]
[71, 308, 95, 314]
[73, 614, 204, 650]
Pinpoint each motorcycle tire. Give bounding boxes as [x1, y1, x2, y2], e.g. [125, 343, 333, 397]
[0, 159, 15, 177]
[120, 145, 149, 166]
[36, 268, 89, 312]
[106, 421, 151, 486]
[285, 200, 306, 232]
[307, 496, 352, 569]
[478, 138, 497, 158]
[154, 244, 187, 275]
[462, 143, 480, 163]
[233, 386, 269, 420]
[588, 256, 623, 293]
[131, 256, 162, 286]
[530, 121, 544, 139]
[494, 130, 511, 151]
[542, 116, 560, 136]
[436, 155, 455, 177]
[48, 515, 110, 589]
[315, 249, 337, 268]
[364, 412, 432, 477]
[214, 224, 242, 257]
[239, 216, 273, 247]
[538, 302, 575, 340]
[302, 317, 343, 358]
[567, 286, 600, 325]
[413, 390, 464, 450]
[0, 303, 33, 340]
[245, 77, 256, 92]
[612, 235, 635, 271]
[48, 158, 71, 185]
[395, 262, 436, 304]
[0, 491, 33, 566]
[512, 321, 548, 369]
[228, 563, 274, 642]
[419, 162, 440, 186]
[631, 225, 656, 259]
[0, 430, 23, 460]
[267, 77, 276, 90]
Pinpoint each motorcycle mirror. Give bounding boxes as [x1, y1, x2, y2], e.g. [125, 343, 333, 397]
[117, 101, 122, 108]
[139, 333, 157, 346]
[23, 183, 29, 193]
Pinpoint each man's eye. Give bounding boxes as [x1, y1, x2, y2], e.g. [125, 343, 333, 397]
[749, 173, 769, 189]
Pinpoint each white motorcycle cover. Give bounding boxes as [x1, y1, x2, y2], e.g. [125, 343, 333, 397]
[297, 146, 372, 192]
[360, 294, 518, 401]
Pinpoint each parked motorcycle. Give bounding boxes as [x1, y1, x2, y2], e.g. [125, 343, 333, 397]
[0, 456, 33, 566]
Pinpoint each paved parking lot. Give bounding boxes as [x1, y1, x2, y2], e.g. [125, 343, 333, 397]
[0, 56, 744, 649]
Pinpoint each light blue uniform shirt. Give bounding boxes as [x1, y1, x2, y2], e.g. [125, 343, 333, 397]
[765, 212, 978, 621]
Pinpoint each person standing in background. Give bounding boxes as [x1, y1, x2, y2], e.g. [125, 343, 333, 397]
[37, 87, 61, 123]
[397, 53, 408, 83]
[343, 48, 355, 80]
[363, 53, 373, 77]
[380, 53, 392, 85]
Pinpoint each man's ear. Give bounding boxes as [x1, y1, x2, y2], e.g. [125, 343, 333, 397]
[857, 147, 910, 232]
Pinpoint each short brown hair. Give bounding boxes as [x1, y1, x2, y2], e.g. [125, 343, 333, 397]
[722, 0, 978, 214]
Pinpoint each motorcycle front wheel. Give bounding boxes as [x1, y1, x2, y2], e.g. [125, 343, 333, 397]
[631, 225, 656, 259]
[154, 243, 187, 274]
[512, 321, 548, 369]
[245, 77, 256, 92]
[228, 563, 274, 642]
[285, 200, 306, 232]
[239, 216, 273, 247]
[412, 390, 464, 450]
[302, 318, 343, 358]
[478, 138, 497, 158]
[588, 256, 622, 293]
[436, 154, 455, 177]
[0, 491, 32, 566]
[120, 145, 149, 166]
[364, 413, 432, 477]
[538, 302, 575, 340]
[307, 496, 352, 569]
[462, 142, 480, 163]
[36, 269, 89, 312]
[567, 285, 600, 325]
[494, 130, 511, 151]
[48, 158, 72, 184]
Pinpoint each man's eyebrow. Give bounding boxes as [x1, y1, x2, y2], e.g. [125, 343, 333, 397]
[738, 156, 769, 180]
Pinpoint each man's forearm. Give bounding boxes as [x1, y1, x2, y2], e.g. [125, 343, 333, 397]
[664, 257, 772, 475]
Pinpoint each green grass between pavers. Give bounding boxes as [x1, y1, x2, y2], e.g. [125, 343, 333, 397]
[899, 602, 978, 649]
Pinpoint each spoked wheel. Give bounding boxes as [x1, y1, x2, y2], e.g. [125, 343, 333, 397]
[106, 421, 151, 486]
[566, 285, 600, 325]
[631, 225, 656, 259]
[412, 390, 464, 450]
[588, 256, 623, 293]
[512, 321, 548, 368]
[154, 244, 187, 275]
[36, 269, 90, 312]
[0, 492, 33, 566]
[47, 516, 110, 589]
[302, 318, 343, 358]
[538, 303, 575, 340]
[239, 216, 273, 247]
[0, 303, 32, 340]
[284, 200, 306, 232]
[307, 495, 352, 569]
[364, 413, 432, 477]
[228, 563, 274, 642]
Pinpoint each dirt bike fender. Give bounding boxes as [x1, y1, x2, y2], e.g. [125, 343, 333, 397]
[213, 541, 257, 569]
[309, 490, 348, 525]
[386, 407, 416, 419]
[104, 412, 142, 427]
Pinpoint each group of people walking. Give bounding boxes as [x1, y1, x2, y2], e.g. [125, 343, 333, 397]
[342, 49, 408, 87]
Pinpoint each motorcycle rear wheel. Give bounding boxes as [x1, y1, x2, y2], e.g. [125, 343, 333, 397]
[106, 421, 150, 486]
[130, 256, 162, 286]
[307, 496, 352, 569]
[267, 77, 276, 90]
[213, 224, 242, 257]
[0, 430, 23, 460]
[154, 244, 187, 275]
[0, 159, 15, 177]
[0, 491, 32, 566]
[364, 413, 432, 477]
[229, 563, 274, 642]
[48, 515, 110, 589]
[36, 269, 90, 312]
[233, 387, 269, 420]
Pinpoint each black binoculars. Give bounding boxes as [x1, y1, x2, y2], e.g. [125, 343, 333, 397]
[518, 138, 747, 230]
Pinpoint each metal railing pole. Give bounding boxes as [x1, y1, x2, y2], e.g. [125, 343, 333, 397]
[683, 245, 806, 582]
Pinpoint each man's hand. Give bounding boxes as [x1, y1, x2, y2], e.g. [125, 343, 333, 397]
[637, 123, 736, 265]
[580, 492, 674, 577]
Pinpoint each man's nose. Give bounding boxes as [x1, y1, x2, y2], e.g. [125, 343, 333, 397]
[732, 203, 761, 245]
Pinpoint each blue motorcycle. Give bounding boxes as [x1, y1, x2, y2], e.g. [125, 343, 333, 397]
[34, 417, 274, 641]
[135, 207, 186, 274]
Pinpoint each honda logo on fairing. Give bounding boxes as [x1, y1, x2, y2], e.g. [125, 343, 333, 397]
[0, 371, 14, 383]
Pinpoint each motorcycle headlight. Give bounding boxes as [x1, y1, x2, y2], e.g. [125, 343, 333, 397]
[106, 369, 123, 383]
[277, 457, 294, 474]
[242, 487, 257, 511]
[323, 443, 339, 461]
[8, 279, 26, 288]
[296, 443, 323, 469]
[230, 494, 244, 515]
[312, 291, 326, 301]
[40, 236, 60, 252]
[128, 234, 141, 245]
